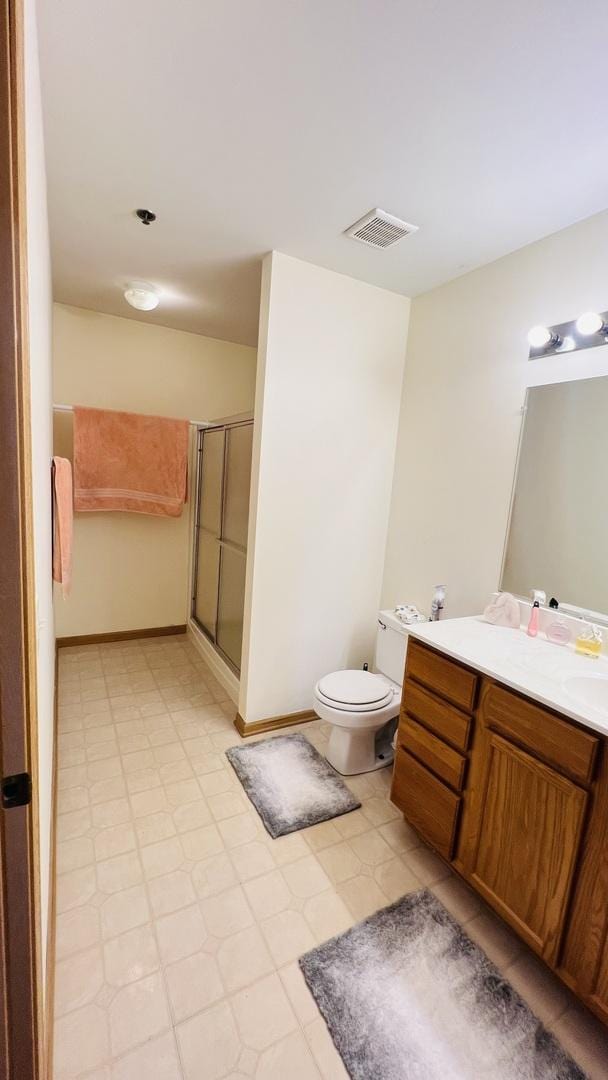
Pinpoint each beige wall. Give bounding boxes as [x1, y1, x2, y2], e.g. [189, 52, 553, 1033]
[240, 252, 410, 724]
[25, 0, 54, 989]
[381, 208, 608, 619]
[53, 304, 256, 636]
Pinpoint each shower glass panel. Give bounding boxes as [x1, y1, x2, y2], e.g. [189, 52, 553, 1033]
[194, 532, 220, 637]
[192, 419, 253, 675]
[193, 428, 224, 637]
[216, 546, 247, 669]
[200, 429, 224, 534]
[223, 424, 253, 548]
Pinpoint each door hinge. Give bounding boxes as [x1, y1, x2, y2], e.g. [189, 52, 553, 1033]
[1, 772, 32, 809]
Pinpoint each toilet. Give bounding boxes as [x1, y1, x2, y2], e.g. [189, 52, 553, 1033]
[314, 610, 410, 775]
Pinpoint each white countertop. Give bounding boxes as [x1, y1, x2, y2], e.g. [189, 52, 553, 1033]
[406, 616, 608, 737]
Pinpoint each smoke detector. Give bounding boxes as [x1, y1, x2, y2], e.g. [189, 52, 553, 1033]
[345, 209, 418, 249]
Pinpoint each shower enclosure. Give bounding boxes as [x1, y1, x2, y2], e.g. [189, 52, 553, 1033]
[191, 418, 253, 675]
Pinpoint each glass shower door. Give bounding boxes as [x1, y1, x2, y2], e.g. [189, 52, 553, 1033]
[192, 420, 253, 674]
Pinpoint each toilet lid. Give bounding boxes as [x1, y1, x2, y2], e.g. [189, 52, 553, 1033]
[317, 670, 393, 708]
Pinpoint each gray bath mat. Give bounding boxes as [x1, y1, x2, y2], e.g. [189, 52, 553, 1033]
[225, 732, 360, 838]
[299, 889, 585, 1080]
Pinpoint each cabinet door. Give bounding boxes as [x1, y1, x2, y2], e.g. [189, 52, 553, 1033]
[462, 732, 587, 963]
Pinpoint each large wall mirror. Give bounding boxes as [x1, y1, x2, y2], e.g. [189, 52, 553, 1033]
[501, 374, 608, 616]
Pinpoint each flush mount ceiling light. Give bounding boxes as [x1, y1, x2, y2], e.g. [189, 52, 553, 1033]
[124, 281, 159, 311]
[527, 325, 561, 349]
[575, 311, 607, 336]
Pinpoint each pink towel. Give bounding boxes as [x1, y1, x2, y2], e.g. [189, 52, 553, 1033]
[52, 456, 73, 597]
[73, 406, 190, 517]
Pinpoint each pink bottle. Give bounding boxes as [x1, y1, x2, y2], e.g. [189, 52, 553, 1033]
[527, 600, 540, 638]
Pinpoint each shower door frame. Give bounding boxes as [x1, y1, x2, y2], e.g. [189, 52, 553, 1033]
[0, 1, 42, 1075]
[191, 417, 253, 677]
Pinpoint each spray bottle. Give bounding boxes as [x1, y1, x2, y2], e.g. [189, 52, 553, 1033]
[431, 585, 446, 622]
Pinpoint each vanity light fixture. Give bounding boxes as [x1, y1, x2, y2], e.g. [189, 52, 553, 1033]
[124, 281, 160, 311]
[575, 311, 607, 336]
[528, 307, 608, 360]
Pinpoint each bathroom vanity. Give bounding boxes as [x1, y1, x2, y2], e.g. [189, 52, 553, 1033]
[390, 617, 608, 1025]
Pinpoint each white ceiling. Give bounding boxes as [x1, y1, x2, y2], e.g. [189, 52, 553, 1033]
[38, 0, 608, 347]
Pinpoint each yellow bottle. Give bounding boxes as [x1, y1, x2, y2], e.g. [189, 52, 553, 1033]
[575, 624, 603, 659]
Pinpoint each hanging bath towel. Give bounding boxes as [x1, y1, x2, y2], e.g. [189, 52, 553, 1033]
[52, 456, 73, 597]
[73, 406, 189, 517]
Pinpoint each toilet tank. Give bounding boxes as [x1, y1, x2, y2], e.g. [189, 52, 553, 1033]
[375, 610, 410, 684]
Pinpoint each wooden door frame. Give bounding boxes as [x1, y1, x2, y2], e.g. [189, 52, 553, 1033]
[0, 0, 43, 1076]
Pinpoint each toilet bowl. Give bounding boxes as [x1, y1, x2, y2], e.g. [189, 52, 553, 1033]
[314, 610, 412, 775]
[314, 669, 400, 775]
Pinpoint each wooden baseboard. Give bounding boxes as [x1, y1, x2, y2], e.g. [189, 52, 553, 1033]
[56, 625, 187, 648]
[234, 709, 317, 738]
[45, 647, 59, 1078]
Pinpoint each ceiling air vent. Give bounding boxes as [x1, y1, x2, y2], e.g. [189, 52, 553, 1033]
[345, 208, 418, 249]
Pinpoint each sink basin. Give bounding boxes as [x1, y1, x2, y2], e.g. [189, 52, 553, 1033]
[563, 673, 608, 715]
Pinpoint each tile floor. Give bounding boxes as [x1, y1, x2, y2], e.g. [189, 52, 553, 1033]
[52, 634, 608, 1079]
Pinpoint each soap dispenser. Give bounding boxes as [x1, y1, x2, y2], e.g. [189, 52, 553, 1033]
[575, 624, 603, 659]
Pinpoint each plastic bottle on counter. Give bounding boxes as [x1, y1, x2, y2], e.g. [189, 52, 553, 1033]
[430, 585, 446, 622]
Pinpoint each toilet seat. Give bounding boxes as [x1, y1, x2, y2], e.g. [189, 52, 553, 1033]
[315, 670, 394, 712]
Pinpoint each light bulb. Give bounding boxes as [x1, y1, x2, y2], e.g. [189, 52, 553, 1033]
[576, 311, 604, 336]
[527, 325, 552, 349]
[124, 282, 159, 311]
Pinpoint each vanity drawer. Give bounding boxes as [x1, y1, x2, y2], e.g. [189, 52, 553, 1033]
[391, 747, 461, 861]
[399, 715, 467, 792]
[402, 677, 472, 752]
[483, 683, 598, 786]
[406, 641, 478, 713]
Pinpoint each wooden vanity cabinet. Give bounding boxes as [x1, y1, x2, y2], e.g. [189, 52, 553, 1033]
[390, 637, 608, 1023]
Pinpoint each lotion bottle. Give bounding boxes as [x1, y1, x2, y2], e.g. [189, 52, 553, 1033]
[527, 600, 540, 637]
